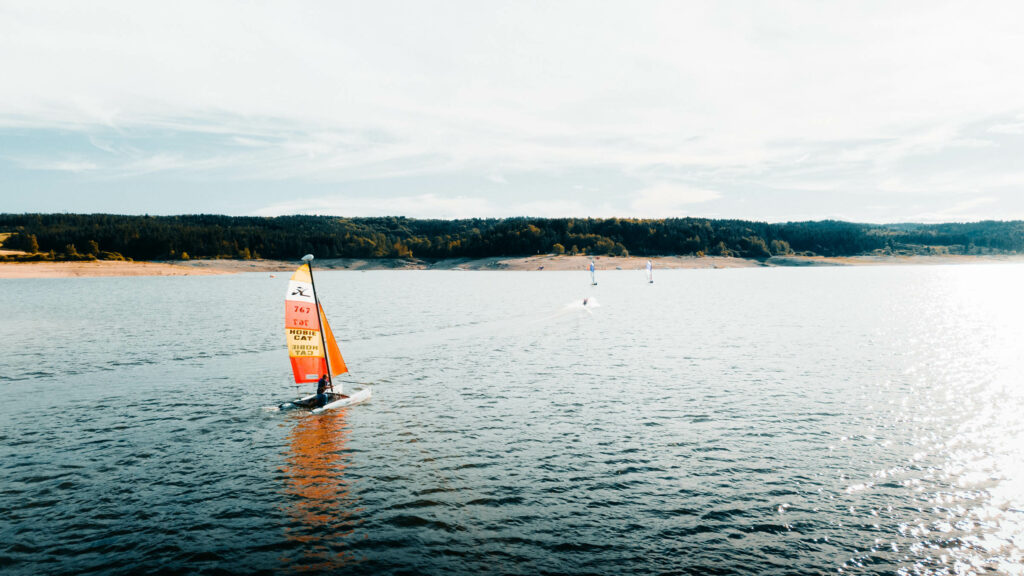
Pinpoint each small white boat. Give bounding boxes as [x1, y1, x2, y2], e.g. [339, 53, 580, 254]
[279, 255, 371, 412]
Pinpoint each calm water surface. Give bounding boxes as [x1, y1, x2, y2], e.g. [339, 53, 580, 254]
[2, 266, 1023, 575]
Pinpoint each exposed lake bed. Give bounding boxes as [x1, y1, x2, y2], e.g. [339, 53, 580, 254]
[4, 253, 1024, 278]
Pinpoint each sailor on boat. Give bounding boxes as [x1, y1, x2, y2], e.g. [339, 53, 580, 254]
[315, 375, 331, 407]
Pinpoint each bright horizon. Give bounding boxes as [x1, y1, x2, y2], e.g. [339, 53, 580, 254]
[2, 1, 1024, 223]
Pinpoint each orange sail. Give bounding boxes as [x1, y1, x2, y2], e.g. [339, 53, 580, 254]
[285, 262, 347, 383]
[320, 303, 348, 377]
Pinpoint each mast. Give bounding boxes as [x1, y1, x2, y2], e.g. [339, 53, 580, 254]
[302, 254, 333, 389]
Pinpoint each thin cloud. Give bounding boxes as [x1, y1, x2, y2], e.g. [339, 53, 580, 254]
[910, 197, 1000, 223]
[988, 122, 1024, 135]
[13, 158, 99, 173]
[252, 194, 494, 220]
[629, 183, 721, 217]
[251, 194, 628, 219]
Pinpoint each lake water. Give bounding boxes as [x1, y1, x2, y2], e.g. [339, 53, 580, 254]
[2, 265, 1023, 575]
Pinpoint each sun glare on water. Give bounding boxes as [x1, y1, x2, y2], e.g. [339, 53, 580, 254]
[886, 265, 1024, 575]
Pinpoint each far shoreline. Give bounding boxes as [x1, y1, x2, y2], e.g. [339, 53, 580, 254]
[3, 253, 1024, 279]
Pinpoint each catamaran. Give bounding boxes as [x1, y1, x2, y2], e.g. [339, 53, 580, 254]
[646, 260, 654, 284]
[279, 255, 371, 413]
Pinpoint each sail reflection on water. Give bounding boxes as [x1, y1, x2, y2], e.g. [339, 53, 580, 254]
[280, 411, 362, 571]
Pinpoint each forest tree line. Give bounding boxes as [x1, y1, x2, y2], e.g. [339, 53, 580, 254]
[2, 213, 1023, 262]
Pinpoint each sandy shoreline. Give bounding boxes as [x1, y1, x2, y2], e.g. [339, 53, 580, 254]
[0, 260, 224, 278]
[2, 253, 1023, 278]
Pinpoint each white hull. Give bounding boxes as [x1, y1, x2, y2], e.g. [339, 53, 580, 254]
[279, 388, 372, 413]
[312, 388, 372, 413]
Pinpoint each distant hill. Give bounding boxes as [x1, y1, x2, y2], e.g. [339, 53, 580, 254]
[1, 213, 1022, 262]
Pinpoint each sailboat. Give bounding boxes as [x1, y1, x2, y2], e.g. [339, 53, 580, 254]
[590, 259, 597, 286]
[279, 255, 371, 413]
[646, 260, 654, 284]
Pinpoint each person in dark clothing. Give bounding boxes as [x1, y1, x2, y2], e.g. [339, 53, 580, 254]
[315, 375, 330, 407]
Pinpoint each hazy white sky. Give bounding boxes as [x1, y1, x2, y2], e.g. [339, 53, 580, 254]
[2, 0, 1023, 221]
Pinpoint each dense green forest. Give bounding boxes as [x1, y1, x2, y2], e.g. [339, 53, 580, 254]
[2, 213, 1023, 262]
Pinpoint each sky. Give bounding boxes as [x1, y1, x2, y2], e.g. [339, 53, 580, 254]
[2, 0, 1024, 222]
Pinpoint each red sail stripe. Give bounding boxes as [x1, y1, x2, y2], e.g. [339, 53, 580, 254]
[290, 356, 327, 384]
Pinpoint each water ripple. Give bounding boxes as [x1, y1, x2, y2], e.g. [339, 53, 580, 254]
[3, 268, 1024, 574]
